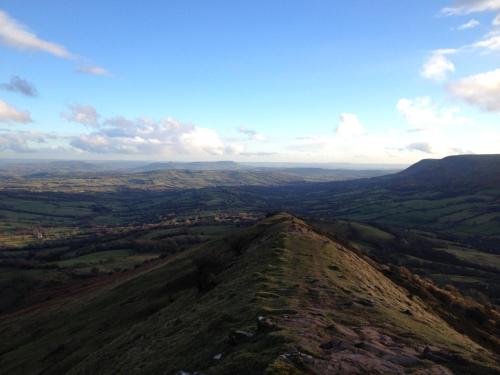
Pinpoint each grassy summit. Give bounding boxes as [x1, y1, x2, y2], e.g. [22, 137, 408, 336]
[0, 213, 498, 374]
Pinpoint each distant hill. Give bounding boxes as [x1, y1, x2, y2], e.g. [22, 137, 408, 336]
[135, 160, 248, 172]
[278, 167, 397, 181]
[382, 155, 500, 191]
[0, 160, 142, 177]
[0, 160, 107, 177]
[0, 214, 498, 374]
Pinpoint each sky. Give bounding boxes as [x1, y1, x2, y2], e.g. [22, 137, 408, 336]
[0, 0, 499, 164]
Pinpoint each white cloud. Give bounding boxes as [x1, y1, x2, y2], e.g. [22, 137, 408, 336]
[62, 105, 100, 127]
[421, 50, 456, 81]
[442, 0, 500, 15]
[457, 19, 481, 29]
[67, 111, 243, 157]
[76, 66, 112, 77]
[449, 68, 500, 111]
[179, 127, 227, 155]
[494, 14, 500, 24]
[0, 99, 32, 123]
[0, 10, 71, 58]
[397, 97, 468, 130]
[335, 113, 365, 138]
[238, 127, 266, 141]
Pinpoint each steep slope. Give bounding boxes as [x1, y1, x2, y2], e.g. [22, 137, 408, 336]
[383, 154, 500, 191]
[0, 214, 498, 374]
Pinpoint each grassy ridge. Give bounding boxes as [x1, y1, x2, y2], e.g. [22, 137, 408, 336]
[0, 214, 497, 374]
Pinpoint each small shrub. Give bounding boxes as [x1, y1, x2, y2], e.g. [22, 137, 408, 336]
[193, 250, 228, 292]
[464, 306, 488, 325]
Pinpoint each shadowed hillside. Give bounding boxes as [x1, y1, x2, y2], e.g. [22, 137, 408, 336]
[244, 155, 500, 243]
[0, 214, 498, 374]
[380, 155, 500, 191]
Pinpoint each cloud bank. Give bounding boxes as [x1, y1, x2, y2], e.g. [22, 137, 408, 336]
[62, 106, 243, 157]
[0, 130, 52, 153]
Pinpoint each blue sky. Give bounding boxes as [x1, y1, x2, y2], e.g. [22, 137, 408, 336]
[0, 0, 499, 164]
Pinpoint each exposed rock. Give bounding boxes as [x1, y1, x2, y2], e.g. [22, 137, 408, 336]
[257, 316, 277, 331]
[356, 298, 375, 307]
[412, 366, 454, 375]
[228, 329, 254, 345]
[421, 347, 469, 365]
[280, 349, 315, 365]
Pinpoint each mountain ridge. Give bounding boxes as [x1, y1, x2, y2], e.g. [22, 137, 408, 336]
[0, 213, 497, 374]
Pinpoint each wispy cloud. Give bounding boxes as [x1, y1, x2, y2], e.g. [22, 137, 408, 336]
[0, 10, 72, 58]
[0, 9, 111, 77]
[238, 127, 265, 141]
[0, 76, 38, 97]
[405, 142, 434, 154]
[0, 99, 32, 123]
[441, 0, 500, 16]
[76, 66, 113, 77]
[457, 19, 481, 30]
[471, 30, 500, 51]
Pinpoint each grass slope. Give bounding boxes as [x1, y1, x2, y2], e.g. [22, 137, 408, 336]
[0, 214, 498, 374]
